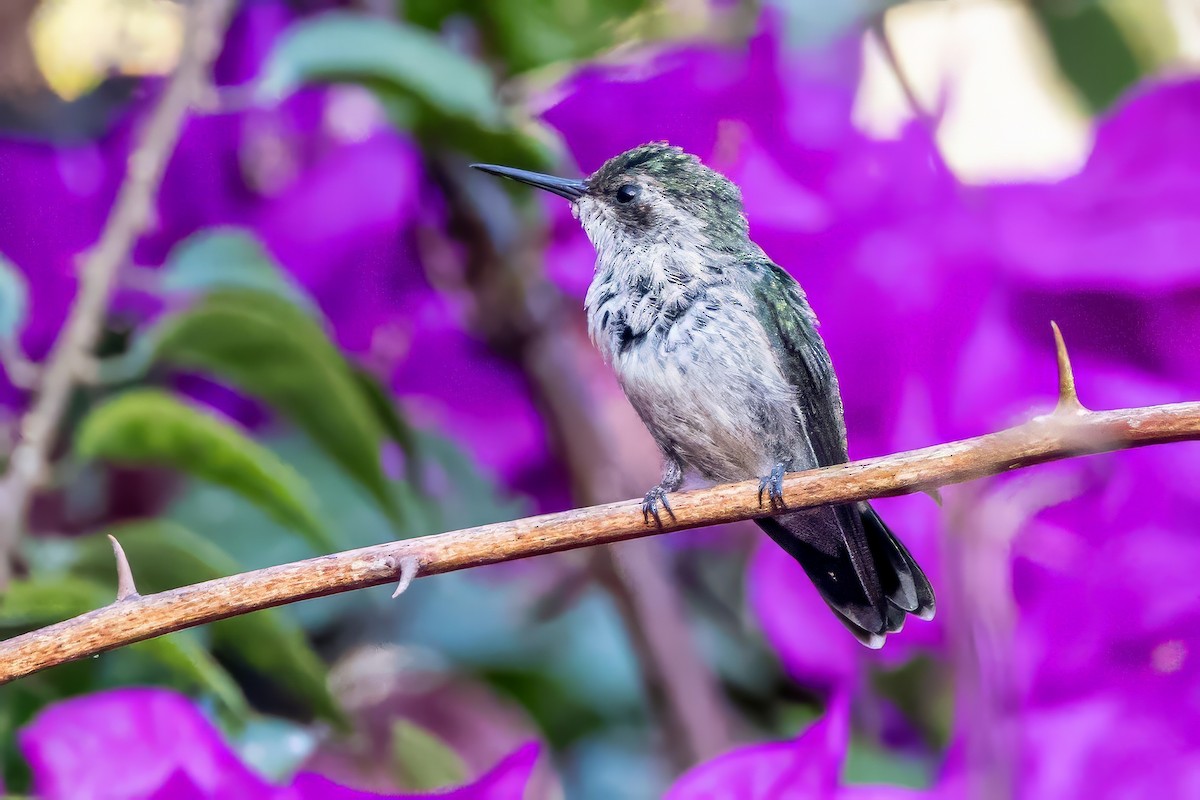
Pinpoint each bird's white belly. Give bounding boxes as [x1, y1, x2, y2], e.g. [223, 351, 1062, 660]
[612, 311, 802, 483]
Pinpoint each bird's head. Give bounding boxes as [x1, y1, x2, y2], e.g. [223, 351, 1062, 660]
[472, 142, 750, 256]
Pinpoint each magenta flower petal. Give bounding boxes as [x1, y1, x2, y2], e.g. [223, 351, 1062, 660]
[252, 131, 424, 355]
[19, 688, 272, 800]
[0, 110, 134, 408]
[287, 742, 539, 800]
[145, 771, 223, 800]
[665, 696, 848, 800]
[21, 688, 540, 800]
[992, 79, 1200, 293]
[213, 0, 299, 87]
[1018, 698, 1200, 798]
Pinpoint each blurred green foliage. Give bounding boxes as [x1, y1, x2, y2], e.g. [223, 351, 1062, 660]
[391, 719, 469, 791]
[406, 0, 646, 74]
[1034, 0, 1145, 112]
[76, 390, 334, 552]
[263, 12, 554, 169]
[152, 286, 408, 526]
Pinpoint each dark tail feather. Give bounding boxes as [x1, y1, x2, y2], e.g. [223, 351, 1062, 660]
[755, 503, 934, 648]
[861, 504, 935, 622]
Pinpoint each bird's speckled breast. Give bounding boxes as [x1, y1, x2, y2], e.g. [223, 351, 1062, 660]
[587, 275, 809, 484]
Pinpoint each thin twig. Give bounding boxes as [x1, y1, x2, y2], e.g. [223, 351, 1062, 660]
[869, 7, 951, 171]
[870, 11, 929, 124]
[0, 339, 42, 390]
[0, 0, 237, 587]
[3, 385, 1199, 682]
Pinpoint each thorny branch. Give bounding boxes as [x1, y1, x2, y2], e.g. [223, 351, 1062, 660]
[0, 0, 237, 587]
[3, 326, 1200, 684]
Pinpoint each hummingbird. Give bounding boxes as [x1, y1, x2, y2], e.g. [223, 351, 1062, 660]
[472, 142, 934, 646]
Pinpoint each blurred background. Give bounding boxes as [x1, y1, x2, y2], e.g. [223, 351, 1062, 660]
[2, 0, 1200, 797]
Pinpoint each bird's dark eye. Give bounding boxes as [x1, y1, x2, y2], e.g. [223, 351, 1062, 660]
[615, 183, 641, 204]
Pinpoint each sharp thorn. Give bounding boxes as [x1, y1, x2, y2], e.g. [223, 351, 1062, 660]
[1051, 321, 1086, 414]
[923, 487, 944, 507]
[390, 555, 420, 599]
[108, 534, 139, 602]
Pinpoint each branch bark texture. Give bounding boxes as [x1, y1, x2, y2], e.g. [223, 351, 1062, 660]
[3, 396, 1199, 684]
[0, 0, 237, 586]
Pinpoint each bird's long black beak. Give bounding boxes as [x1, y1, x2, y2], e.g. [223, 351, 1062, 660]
[470, 164, 586, 200]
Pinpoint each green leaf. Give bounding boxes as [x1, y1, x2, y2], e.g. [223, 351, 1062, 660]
[391, 719, 468, 791]
[160, 228, 315, 311]
[134, 631, 250, 718]
[258, 11, 554, 169]
[151, 289, 403, 526]
[0, 253, 28, 343]
[71, 521, 344, 724]
[843, 738, 930, 789]
[1034, 0, 1144, 113]
[0, 576, 106, 631]
[75, 389, 334, 553]
[484, 0, 647, 74]
[260, 12, 500, 125]
[404, 0, 648, 74]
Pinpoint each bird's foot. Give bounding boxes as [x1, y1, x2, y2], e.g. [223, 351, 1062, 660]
[642, 485, 675, 527]
[758, 463, 787, 509]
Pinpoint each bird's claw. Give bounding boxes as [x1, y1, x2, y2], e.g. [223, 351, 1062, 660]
[642, 485, 675, 527]
[758, 464, 787, 509]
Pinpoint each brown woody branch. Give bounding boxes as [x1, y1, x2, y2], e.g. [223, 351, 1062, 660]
[0, 0, 237, 587]
[3, 327, 1200, 683]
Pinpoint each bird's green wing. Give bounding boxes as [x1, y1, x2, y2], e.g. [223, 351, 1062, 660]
[748, 259, 935, 641]
[748, 260, 849, 468]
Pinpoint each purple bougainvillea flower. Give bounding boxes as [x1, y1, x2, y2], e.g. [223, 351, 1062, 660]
[212, 0, 303, 88]
[21, 688, 275, 799]
[290, 743, 540, 800]
[0, 114, 134, 406]
[987, 78, 1200, 400]
[664, 696, 939, 799]
[666, 695, 849, 800]
[991, 79, 1200, 294]
[253, 130, 425, 355]
[20, 687, 539, 800]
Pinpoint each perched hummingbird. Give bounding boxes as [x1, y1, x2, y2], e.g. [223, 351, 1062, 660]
[472, 143, 934, 646]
